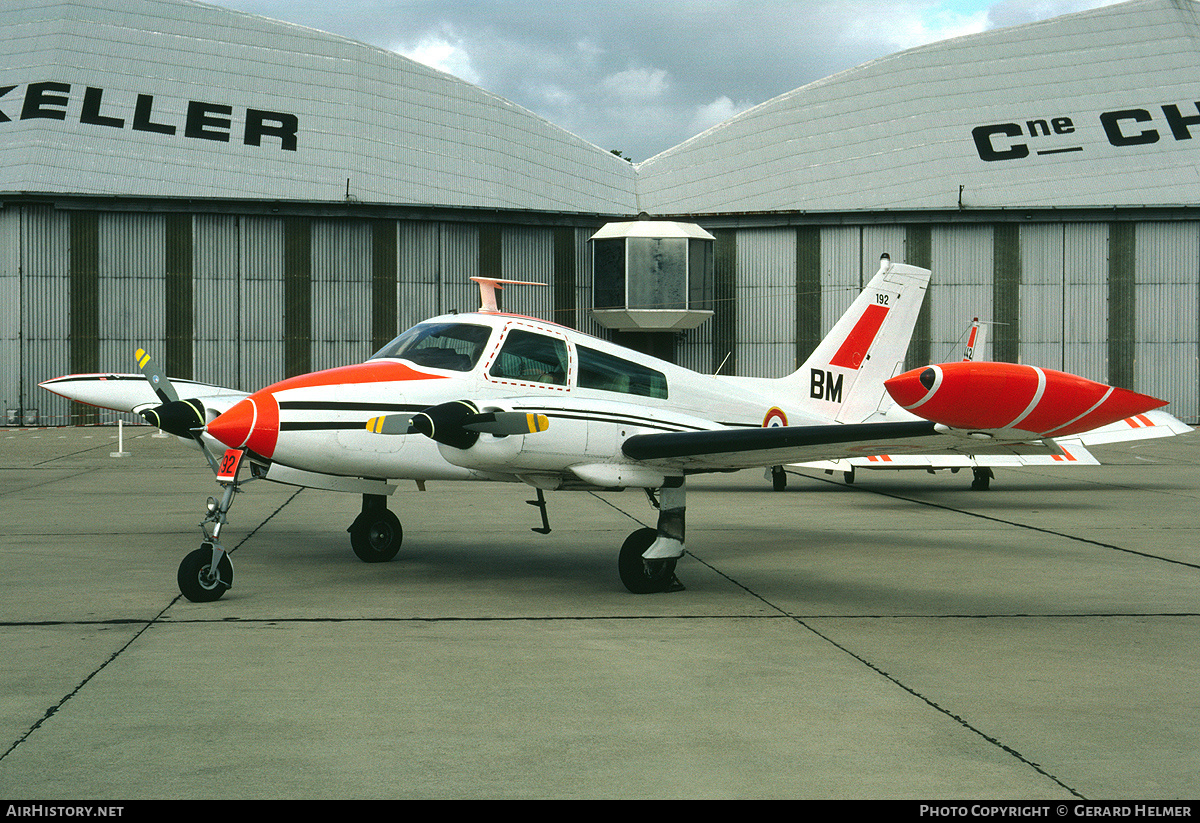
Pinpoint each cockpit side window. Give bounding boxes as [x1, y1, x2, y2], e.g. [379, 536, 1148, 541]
[577, 345, 668, 399]
[489, 329, 569, 386]
[369, 322, 492, 372]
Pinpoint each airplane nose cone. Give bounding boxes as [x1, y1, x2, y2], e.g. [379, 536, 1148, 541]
[206, 394, 279, 458]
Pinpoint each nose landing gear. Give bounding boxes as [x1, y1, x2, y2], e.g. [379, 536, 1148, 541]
[177, 454, 245, 603]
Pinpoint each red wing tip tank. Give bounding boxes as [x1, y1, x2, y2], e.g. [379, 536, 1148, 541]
[884, 361, 1168, 439]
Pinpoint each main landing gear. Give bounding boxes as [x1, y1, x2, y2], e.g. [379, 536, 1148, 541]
[176, 466, 685, 599]
[348, 493, 403, 562]
[619, 479, 687, 594]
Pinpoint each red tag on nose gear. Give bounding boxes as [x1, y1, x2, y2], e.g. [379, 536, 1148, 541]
[216, 448, 245, 483]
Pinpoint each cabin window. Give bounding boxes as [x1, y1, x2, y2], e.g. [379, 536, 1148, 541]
[370, 322, 492, 371]
[577, 345, 668, 399]
[490, 329, 569, 385]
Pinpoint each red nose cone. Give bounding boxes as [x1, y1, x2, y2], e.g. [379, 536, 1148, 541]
[206, 394, 279, 458]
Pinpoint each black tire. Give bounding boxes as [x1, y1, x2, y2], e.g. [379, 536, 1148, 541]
[178, 545, 233, 603]
[771, 466, 787, 491]
[349, 509, 403, 562]
[843, 468, 856, 484]
[618, 527, 678, 594]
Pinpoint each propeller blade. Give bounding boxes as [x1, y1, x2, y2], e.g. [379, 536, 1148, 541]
[365, 415, 413, 435]
[366, 403, 547, 446]
[463, 411, 550, 435]
[135, 347, 179, 404]
[132, 347, 223, 474]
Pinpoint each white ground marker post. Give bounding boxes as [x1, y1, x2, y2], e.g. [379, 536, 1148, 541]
[110, 419, 131, 458]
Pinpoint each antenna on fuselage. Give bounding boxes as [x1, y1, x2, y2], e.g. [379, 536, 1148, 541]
[470, 277, 547, 313]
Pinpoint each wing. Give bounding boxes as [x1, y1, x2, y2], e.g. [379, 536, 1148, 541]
[39, 372, 247, 417]
[621, 420, 1068, 473]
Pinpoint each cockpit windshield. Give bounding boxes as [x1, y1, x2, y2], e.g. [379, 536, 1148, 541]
[369, 322, 493, 372]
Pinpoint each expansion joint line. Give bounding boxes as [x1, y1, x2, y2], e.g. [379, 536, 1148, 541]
[0, 488, 304, 763]
[685, 550, 1087, 800]
[803, 470, 1200, 571]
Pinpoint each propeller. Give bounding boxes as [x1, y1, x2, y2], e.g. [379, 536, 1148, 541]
[366, 400, 549, 449]
[134, 348, 207, 439]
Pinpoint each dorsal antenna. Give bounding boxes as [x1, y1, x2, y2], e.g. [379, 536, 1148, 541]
[470, 277, 546, 312]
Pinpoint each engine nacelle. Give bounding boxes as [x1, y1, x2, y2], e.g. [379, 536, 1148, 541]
[140, 398, 206, 438]
[884, 362, 1167, 438]
[427, 397, 715, 485]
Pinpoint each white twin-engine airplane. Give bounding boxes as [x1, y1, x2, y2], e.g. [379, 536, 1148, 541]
[41, 256, 1191, 602]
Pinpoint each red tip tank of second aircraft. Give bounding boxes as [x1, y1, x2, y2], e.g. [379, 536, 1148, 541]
[884, 361, 1167, 438]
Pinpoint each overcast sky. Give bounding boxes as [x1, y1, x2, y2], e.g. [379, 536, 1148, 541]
[211, 0, 1124, 162]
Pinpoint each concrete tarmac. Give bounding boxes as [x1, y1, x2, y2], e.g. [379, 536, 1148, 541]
[0, 425, 1197, 800]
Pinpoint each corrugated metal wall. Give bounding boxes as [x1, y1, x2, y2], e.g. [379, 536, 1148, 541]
[0, 207, 20, 424]
[1135, 222, 1200, 416]
[7, 206, 1198, 426]
[12, 208, 612, 424]
[17, 207, 70, 424]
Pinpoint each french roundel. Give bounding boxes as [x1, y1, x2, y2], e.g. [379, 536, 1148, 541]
[763, 407, 788, 428]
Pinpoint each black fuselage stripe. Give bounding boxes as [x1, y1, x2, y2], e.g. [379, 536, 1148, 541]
[280, 411, 713, 435]
[279, 401, 423, 412]
[512, 406, 718, 432]
[280, 421, 355, 431]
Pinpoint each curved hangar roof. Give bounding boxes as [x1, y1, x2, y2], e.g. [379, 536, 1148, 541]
[636, 0, 1200, 214]
[3, 0, 1197, 216]
[0, 0, 636, 213]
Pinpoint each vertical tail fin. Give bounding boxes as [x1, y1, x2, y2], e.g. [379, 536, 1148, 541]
[789, 254, 930, 423]
[962, 318, 987, 361]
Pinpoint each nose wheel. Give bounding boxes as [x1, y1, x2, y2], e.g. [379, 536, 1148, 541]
[178, 543, 234, 602]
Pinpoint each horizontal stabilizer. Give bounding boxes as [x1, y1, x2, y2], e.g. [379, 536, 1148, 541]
[1058, 410, 1193, 445]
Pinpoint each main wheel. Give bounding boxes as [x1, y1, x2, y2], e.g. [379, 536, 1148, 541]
[178, 545, 233, 603]
[349, 509, 403, 562]
[971, 467, 993, 491]
[771, 466, 787, 491]
[618, 527, 678, 594]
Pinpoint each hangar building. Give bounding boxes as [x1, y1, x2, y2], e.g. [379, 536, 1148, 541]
[2, 0, 1198, 425]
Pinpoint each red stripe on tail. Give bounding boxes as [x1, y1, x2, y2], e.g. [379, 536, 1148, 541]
[829, 304, 889, 370]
